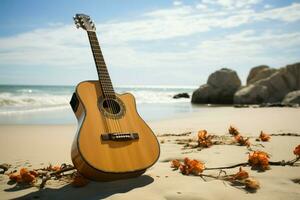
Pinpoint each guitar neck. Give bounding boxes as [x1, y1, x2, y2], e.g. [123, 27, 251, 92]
[87, 31, 115, 98]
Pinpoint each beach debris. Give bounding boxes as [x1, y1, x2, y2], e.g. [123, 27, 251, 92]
[232, 167, 249, 180]
[226, 168, 260, 191]
[234, 134, 250, 147]
[248, 151, 270, 170]
[182, 158, 205, 175]
[244, 178, 260, 190]
[171, 157, 205, 175]
[258, 131, 271, 142]
[197, 130, 213, 148]
[228, 125, 240, 136]
[43, 164, 62, 172]
[9, 168, 37, 184]
[205, 162, 248, 170]
[171, 160, 181, 169]
[20, 168, 37, 183]
[171, 158, 260, 191]
[294, 144, 300, 156]
[157, 132, 192, 137]
[9, 173, 22, 183]
[6, 163, 79, 189]
[0, 163, 11, 174]
[228, 126, 250, 147]
[270, 132, 300, 137]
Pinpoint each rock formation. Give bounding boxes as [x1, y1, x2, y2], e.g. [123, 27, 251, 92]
[192, 68, 241, 104]
[234, 62, 300, 104]
[173, 93, 190, 99]
[282, 90, 300, 104]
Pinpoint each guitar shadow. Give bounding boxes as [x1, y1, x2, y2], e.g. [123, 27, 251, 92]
[11, 175, 154, 200]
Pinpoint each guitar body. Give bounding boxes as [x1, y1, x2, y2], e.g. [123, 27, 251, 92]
[71, 81, 160, 181]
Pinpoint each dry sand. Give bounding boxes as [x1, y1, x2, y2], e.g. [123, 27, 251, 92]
[0, 107, 300, 200]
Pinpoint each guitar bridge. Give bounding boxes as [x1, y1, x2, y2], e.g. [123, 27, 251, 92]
[101, 133, 139, 141]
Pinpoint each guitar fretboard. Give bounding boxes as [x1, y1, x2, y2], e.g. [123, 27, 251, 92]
[87, 31, 115, 98]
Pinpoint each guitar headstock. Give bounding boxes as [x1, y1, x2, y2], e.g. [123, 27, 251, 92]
[73, 14, 96, 31]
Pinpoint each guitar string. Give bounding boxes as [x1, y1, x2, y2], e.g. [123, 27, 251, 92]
[95, 41, 121, 134]
[87, 31, 114, 133]
[92, 31, 123, 134]
[90, 31, 122, 133]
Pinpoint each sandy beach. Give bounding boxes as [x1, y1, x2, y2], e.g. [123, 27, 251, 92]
[2, 0, 300, 199]
[0, 107, 300, 200]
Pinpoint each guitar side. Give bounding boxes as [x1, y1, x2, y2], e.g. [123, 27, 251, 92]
[71, 81, 160, 181]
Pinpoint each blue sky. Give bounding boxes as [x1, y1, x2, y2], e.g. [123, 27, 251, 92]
[0, 0, 300, 86]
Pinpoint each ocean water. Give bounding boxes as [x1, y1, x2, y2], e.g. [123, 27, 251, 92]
[0, 84, 203, 124]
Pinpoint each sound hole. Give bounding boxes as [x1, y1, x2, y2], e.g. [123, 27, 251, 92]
[102, 99, 121, 114]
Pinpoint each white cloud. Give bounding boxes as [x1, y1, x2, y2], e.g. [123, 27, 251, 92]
[263, 4, 272, 9]
[173, 1, 182, 6]
[195, 3, 208, 10]
[202, 0, 261, 9]
[0, 2, 300, 85]
[256, 3, 300, 22]
[0, 25, 92, 66]
[97, 3, 300, 43]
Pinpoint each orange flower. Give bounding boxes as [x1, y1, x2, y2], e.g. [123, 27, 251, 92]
[189, 159, 205, 175]
[198, 130, 207, 141]
[197, 130, 213, 148]
[21, 171, 36, 183]
[20, 168, 35, 183]
[229, 126, 239, 136]
[259, 131, 271, 142]
[233, 167, 249, 180]
[171, 160, 182, 169]
[234, 134, 250, 147]
[248, 151, 270, 170]
[180, 157, 205, 175]
[9, 173, 22, 183]
[9, 168, 36, 183]
[293, 144, 300, 156]
[20, 168, 29, 177]
[179, 164, 189, 175]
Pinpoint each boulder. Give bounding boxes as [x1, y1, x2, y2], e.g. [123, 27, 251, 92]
[234, 62, 300, 104]
[173, 93, 190, 99]
[191, 84, 215, 103]
[192, 68, 241, 104]
[247, 68, 277, 85]
[282, 90, 300, 104]
[247, 65, 269, 84]
[207, 68, 241, 90]
[234, 84, 268, 104]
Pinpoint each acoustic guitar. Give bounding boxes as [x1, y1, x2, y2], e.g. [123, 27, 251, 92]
[70, 14, 160, 181]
